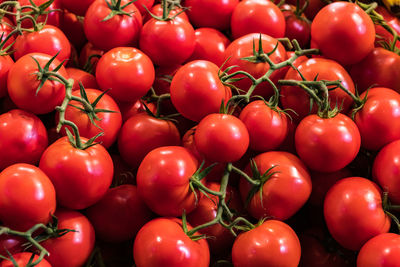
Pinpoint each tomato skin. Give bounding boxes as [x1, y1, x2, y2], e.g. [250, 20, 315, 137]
[232, 220, 301, 267]
[324, 177, 390, 251]
[170, 60, 231, 122]
[0, 55, 13, 98]
[136, 146, 198, 217]
[95, 47, 155, 103]
[118, 99, 156, 122]
[118, 113, 181, 169]
[0, 235, 24, 257]
[0, 164, 56, 231]
[139, 17, 195, 67]
[16, 0, 61, 28]
[134, 0, 154, 15]
[78, 42, 104, 71]
[295, 114, 360, 172]
[231, 0, 285, 39]
[60, 11, 87, 51]
[84, 0, 142, 50]
[86, 185, 154, 243]
[7, 53, 67, 115]
[311, 2, 375, 65]
[66, 68, 98, 91]
[0, 17, 15, 50]
[354, 87, 400, 151]
[39, 137, 113, 210]
[0, 109, 48, 170]
[357, 233, 400, 267]
[144, 4, 189, 23]
[42, 209, 95, 267]
[239, 100, 288, 152]
[61, 0, 94, 16]
[133, 218, 210, 267]
[284, 11, 311, 48]
[0, 252, 51, 267]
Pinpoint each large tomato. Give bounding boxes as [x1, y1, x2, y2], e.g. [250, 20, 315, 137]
[0, 164, 56, 231]
[357, 233, 400, 267]
[0, 252, 51, 267]
[66, 68, 98, 91]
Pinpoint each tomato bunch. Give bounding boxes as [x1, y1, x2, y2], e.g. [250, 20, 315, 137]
[0, 0, 400, 266]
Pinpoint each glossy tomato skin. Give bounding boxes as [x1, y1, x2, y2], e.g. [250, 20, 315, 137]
[66, 68, 98, 91]
[86, 185, 154, 243]
[170, 60, 231, 122]
[357, 233, 400, 267]
[139, 17, 195, 66]
[0, 55, 13, 98]
[144, 4, 189, 23]
[42, 209, 95, 267]
[0, 164, 56, 231]
[324, 177, 390, 251]
[232, 220, 301, 267]
[311, 2, 375, 65]
[354, 87, 400, 151]
[96, 47, 155, 103]
[0, 17, 15, 50]
[118, 113, 181, 169]
[39, 137, 113, 210]
[0, 252, 51, 267]
[231, 0, 285, 39]
[133, 218, 210, 267]
[7, 53, 67, 114]
[84, 0, 142, 50]
[284, 10, 311, 48]
[134, 0, 154, 15]
[0, 109, 48, 170]
[295, 114, 360, 172]
[240, 151, 312, 220]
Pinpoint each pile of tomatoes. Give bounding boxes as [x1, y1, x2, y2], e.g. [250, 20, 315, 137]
[0, 0, 400, 266]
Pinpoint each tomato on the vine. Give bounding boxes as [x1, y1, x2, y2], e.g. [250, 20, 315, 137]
[0, 252, 51, 267]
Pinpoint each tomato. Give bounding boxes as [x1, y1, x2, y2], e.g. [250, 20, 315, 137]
[144, 4, 189, 23]
[152, 64, 181, 95]
[86, 185, 154, 243]
[136, 146, 199, 216]
[311, 2, 375, 65]
[60, 11, 87, 51]
[42, 209, 95, 267]
[280, 58, 355, 122]
[66, 68, 98, 91]
[354, 87, 400, 151]
[230, 0, 285, 39]
[239, 151, 311, 220]
[0, 17, 15, 50]
[285, 0, 326, 19]
[374, 6, 400, 49]
[232, 220, 301, 267]
[324, 177, 390, 251]
[295, 113, 360, 172]
[282, 5, 311, 48]
[223, 33, 287, 100]
[61, 0, 94, 16]
[194, 113, 249, 163]
[0, 109, 48, 170]
[0, 235, 24, 257]
[0, 252, 51, 267]
[139, 16, 195, 66]
[7, 53, 67, 115]
[16, 0, 62, 28]
[0, 164, 56, 231]
[134, 0, 154, 15]
[84, 0, 142, 50]
[95, 47, 155, 103]
[118, 99, 156, 122]
[39, 136, 113, 210]
[239, 100, 288, 152]
[118, 113, 181, 169]
[78, 42, 104, 71]
[0, 54, 12, 98]
[357, 233, 400, 267]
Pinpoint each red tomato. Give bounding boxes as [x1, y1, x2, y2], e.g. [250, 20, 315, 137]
[133, 218, 210, 267]
[170, 60, 231, 122]
[295, 114, 360, 172]
[357, 233, 400, 267]
[354, 87, 400, 151]
[0, 17, 15, 49]
[39, 136, 113, 210]
[7, 53, 67, 114]
[118, 99, 156, 122]
[134, 0, 154, 15]
[0, 235, 24, 257]
[16, 0, 61, 28]
[311, 2, 375, 65]
[0, 164, 56, 231]
[78, 42, 104, 71]
[84, 0, 142, 50]
[118, 113, 181, 169]
[230, 0, 285, 39]
[240, 151, 311, 220]
[282, 5, 311, 48]
[136, 146, 198, 216]
[0, 252, 51, 267]
[232, 220, 301, 267]
[144, 4, 188, 23]
[0, 54, 12, 98]
[66, 68, 98, 91]
[61, 0, 94, 16]
[86, 185, 154, 243]
[374, 6, 400, 49]
[42, 209, 95, 267]
[324, 177, 390, 251]
[96, 47, 155, 103]
[60, 11, 87, 51]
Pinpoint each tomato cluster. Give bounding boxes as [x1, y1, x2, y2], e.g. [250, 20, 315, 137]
[0, 0, 400, 266]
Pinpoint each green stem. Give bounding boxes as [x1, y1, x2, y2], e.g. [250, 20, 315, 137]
[231, 165, 259, 186]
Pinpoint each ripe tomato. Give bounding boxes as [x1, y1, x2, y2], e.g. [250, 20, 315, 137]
[0, 55, 13, 98]
[295, 113, 360, 172]
[144, 4, 189, 23]
[0, 235, 24, 257]
[0, 164, 56, 231]
[133, 218, 210, 267]
[230, 0, 285, 39]
[324, 177, 390, 251]
[96, 47, 155, 103]
[134, 0, 154, 15]
[136, 146, 198, 216]
[16, 0, 61, 28]
[7, 53, 67, 115]
[232, 220, 301, 267]
[118, 99, 156, 122]
[282, 5, 311, 48]
[357, 233, 400, 267]
[0, 17, 15, 49]
[42, 209, 95, 267]
[0, 252, 51, 267]
[311, 2, 375, 65]
[66, 68, 98, 91]
[39, 136, 113, 210]
[78, 42, 104, 71]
